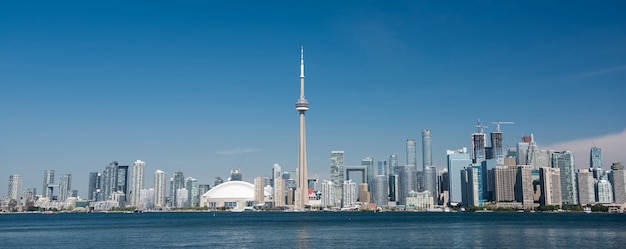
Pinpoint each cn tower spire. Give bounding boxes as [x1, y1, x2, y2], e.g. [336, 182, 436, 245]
[300, 46, 304, 79]
[295, 46, 309, 210]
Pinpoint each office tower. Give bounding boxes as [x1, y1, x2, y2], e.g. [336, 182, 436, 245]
[154, 170, 166, 208]
[273, 164, 285, 207]
[295, 47, 310, 210]
[372, 175, 388, 207]
[389, 155, 398, 169]
[610, 162, 626, 204]
[577, 169, 595, 206]
[102, 162, 116, 201]
[540, 167, 562, 207]
[438, 169, 449, 205]
[516, 166, 534, 208]
[130, 160, 146, 207]
[377, 160, 388, 177]
[254, 176, 265, 205]
[423, 166, 437, 200]
[491, 132, 504, 165]
[8, 174, 22, 201]
[330, 151, 344, 208]
[198, 184, 210, 196]
[170, 171, 184, 207]
[471, 120, 487, 164]
[398, 165, 416, 205]
[320, 180, 334, 208]
[42, 169, 55, 199]
[406, 139, 417, 167]
[590, 146, 602, 169]
[185, 177, 199, 207]
[116, 165, 129, 201]
[58, 174, 71, 201]
[343, 180, 357, 208]
[494, 165, 517, 202]
[362, 157, 375, 192]
[461, 165, 483, 207]
[358, 183, 370, 204]
[175, 188, 188, 208]
[139, 188, 155, 210]
[596, 180, 613, 203]
[230, 169, 242, 181]
[214, 177, 224, 187]
[422, 129, 433, 168]
[388, 174, 398, 203]
[552, 151, 578, 205]
[447, 148, 471, 205]
[517, 136, 531, 165]
[88, 172, 101, 201]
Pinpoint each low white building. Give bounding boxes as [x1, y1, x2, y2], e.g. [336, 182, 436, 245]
[200, 181, 270, 209]
[405, 191, 434, 211]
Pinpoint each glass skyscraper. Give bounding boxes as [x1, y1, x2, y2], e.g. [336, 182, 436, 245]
[406, 139, 417, 167]
[58, 173, 71, 201]
[552, 151, 578, 205]
[422, 129, 432, 168]
[590, 146, 602, 169]
[447, 148, 471, 205]
[330, 151, 345, 207]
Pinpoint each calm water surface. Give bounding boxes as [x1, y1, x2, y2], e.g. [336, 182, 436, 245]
[1, 212, 625, 248]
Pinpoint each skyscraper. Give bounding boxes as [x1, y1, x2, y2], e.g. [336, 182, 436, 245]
[471, 120, 487, 164]
[516, 136, 531, 165]
[88, 172, 101, 201]
[230, 169, 242, 181]
[254, 176, 265, 206]
[577, 169, 595, 206]
[398, 165, 416, 205]
[552, 151, 578, 205]
[406, 139, 417, 167]
[130, 160, 146, 207]
[58, 174, 71, 201]
[590, 146, 602, 169]
[362, 156, 375, 192]
[610, 162, 626, 204]
[422, 129, 433, 168]
[330, 151, 344, 208]
[8, 174, 22, 201]
[540, 167, 562, 207]
[389, 155, 398, 170]
[372, 175, 388, 207]
[185, 177, 199, 207]
[377, 160, 388, 177]
[447, 148, 471, 205]
[423, 166, 437, 200]
[42, 169, 55, 199]
[491, 131, 504, 165]
[154, 170, 166, 208]
[320, 180, 334, 208]
[343, 180, 357, 208]
[273, 164, 285, 207]
[170, 171, 184, 207]
[295, 47, 309, 210]
[596, 180, 613, 203]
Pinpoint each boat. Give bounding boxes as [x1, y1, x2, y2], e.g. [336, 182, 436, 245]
[583, 207, 592, 214]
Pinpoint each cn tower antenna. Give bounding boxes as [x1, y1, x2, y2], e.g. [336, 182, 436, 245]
[300, 46, 304, 78]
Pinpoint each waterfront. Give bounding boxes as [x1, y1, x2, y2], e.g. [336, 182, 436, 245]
[1, 212, 625, 248]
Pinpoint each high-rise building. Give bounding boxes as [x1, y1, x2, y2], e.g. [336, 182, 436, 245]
[199, 184, 210, 196]
[254, 176, 265, 206]
[185, 177, 199, 207]
[491, 132, 504, 165]
[154, 170, 166, 208]
[58, 174, 71, 201]
[438, 169, 449, 205]
[214, 177, 224, 187]
[596, 180, 613, 203]
[230, 169, 242, 181]
[42, 169, 55, 199]
[577, 169, 595, 206]
[406, 139, 417, 167]
[377, 160, 388, 177]
[610, 162, 626, 204]
[8, 174, 22, 201]
[471, 120, 487, 164]
[398, 165, 416, 205]
[330, 151, 344, 208]
[273, 164, 285, 207]
[461, 164, 483, 207]
[139, 188, 155, 210]
[516, 165, 534, 208]
[295, 47, 310, 210]
[23, 188, 36, 204]
[552, 151, 578, 205]
[130, 160, 146, 208]
[320, 180, 334, 208]
[590, 146, 602, 169]
[540, 167, 562, 207]
[423, 166, 437, 200]
[88, 172, 101, 201]
[388, 174, 398, 203]
[343, 180, 357, 208]
[447, 148, 471, 205]
[175, 188, 188, 208]
[170, 171, 184, 207]
[389, 155, 398, 169]
[358, 183, 370, 204]
[362, 157, 374, 192]
[516, 136, 531, 165]
[422, 129, 433, 169]
[494, 165, 517, 202]
[372, 175, 388, 207]
[101, 162, 129, 202]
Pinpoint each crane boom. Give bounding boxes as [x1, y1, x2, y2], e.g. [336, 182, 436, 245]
[492, 121, 514, 132]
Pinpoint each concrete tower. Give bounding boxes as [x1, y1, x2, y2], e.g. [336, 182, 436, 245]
[295, 46, 309, 210]
[130, 160, 146, 207]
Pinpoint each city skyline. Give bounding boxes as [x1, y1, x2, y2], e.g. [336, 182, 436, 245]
[1, 1, 625, 198]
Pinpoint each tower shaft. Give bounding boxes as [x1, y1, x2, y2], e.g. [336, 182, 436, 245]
[295, 46, 309, 210]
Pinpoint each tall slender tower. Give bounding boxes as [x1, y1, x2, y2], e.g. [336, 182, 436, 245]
[295, 46, 309, 210]
[130, 160, 146, 207]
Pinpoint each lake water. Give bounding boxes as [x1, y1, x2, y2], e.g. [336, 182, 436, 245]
[1, 211, 625, 248]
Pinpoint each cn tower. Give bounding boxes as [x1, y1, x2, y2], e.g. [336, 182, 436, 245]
[295, 46, 309, 210]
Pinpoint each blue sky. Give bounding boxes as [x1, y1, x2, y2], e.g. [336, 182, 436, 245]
[1, 1, 625, 198]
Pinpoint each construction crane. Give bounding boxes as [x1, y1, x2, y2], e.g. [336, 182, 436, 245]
[492, 121, 514, 132]
[475, 118, 488, 133]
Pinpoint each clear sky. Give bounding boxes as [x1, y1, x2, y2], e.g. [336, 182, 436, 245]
[1, 1, 625, 198]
